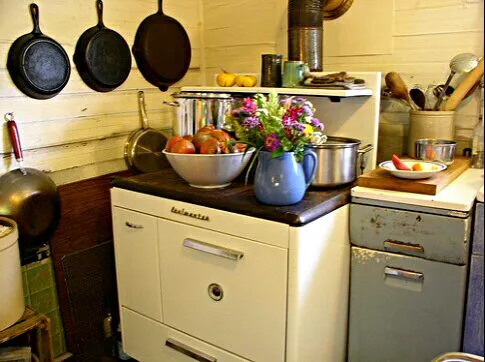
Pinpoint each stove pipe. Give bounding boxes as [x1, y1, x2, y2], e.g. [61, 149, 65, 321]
[288, 0, 327, 71]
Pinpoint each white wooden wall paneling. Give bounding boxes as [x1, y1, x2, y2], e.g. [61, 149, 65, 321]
[202, 0, 281, 84]
[394, 2, 484, 35]
[0, 0, 203, 184]
[0, 67, 202, 97]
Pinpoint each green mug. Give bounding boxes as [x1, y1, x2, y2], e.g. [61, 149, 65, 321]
[282, 61, 308, 88]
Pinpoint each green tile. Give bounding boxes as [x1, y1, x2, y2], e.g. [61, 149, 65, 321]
[47, 310, 64, 336]
[26, 258, 55, 294]
[24, 295, 31, 307]
[22, 270, 30, 298]
[52, 333, 62, 357]
[30, 287, 58, 314]
[52, 332, 67, 357]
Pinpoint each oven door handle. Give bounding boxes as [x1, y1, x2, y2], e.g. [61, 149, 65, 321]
[183, 238, 244, 261]
[165, 338, 217, 362]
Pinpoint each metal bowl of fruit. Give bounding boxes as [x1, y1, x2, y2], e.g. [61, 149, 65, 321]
[415, 139, 456, 165]
[163, 126, 255, 188]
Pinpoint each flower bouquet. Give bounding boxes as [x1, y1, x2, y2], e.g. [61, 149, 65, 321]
[225, 92, 326, 184]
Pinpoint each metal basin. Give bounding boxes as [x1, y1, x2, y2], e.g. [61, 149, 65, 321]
[415, 139, 456, 165]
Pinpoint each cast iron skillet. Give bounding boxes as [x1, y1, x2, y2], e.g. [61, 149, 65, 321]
[74, 0, 132, 92]
[132, 0, 192, 92]
[7, 3, 70, 100]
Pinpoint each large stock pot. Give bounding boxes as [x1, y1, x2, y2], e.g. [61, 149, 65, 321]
[167, 92, 234, 136]
[306, 136, 373, 187]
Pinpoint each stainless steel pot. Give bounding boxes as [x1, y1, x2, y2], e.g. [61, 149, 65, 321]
[166, 92, 233, 136]
[308, 136, 373, 187]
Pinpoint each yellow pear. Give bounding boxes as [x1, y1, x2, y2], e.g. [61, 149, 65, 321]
[235, 75, 257, 87]
[216, 70, 236, 87]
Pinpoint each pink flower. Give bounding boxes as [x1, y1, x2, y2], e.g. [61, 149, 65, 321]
[264, 134, 280, 152]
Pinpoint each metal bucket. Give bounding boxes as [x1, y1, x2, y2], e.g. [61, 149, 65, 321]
[288, 0, 326, 71]
[167, 92, 234, 136]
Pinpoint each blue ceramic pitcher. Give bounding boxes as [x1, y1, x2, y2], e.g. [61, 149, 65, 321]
[253, 149, 317, 206]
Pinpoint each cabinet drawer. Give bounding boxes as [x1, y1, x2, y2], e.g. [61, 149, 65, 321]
[112, 207, 162, 321]
[158, 218, 287, 362]
[121, 308, 250, 362]
[350, 203, 471, 264]
[348, 247, 467, 362]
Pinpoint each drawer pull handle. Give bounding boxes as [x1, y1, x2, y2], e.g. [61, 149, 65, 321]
[125, 221, 144, 229]
[385, 267, 424, 282]
[165, 338, 217, 362]
[183, 238, 244, 261]
[384, 240, 424, 254]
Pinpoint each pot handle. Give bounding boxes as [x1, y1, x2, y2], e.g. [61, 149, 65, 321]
[138, 91, 149, 129]
[303, 149, 318, 189]
[4, 113, 24, 163]
[163, 100, 180, 107]
[357, 144, 374, 175]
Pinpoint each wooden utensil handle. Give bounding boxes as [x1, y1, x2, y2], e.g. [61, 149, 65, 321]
[444, 58, 484, 111]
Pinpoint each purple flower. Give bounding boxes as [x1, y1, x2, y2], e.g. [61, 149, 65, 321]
[264, 134, 280, 152]
[242, 97, 257, 114]
[311, 118, 324, 131]
[301, 105, 313, 117]
[294, 123, 305, 132]
[241, 116, 260, 130]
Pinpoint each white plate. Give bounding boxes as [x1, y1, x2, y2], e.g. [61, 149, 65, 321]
[379, 160, 447, 180]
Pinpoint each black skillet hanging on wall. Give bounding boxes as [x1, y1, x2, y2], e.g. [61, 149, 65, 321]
[132, 0, 192, 91]
[7, 3, 71, 99]
[74, 0, 132, 92]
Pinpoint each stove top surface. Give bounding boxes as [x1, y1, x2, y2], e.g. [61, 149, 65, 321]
[111, 168, 351, 226]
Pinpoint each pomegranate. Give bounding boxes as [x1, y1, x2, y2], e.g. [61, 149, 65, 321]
[171, 139, 196, 154]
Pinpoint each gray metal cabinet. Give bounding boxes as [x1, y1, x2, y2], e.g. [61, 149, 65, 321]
[348, 201, 471, 362]
[350, 203, 471, 264]
[463, 202, 484, 356]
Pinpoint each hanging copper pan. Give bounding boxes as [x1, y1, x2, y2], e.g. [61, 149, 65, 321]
[124, 91, 169, 173]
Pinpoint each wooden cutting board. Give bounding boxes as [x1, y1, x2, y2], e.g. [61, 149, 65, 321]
[358, 157, 472, 195]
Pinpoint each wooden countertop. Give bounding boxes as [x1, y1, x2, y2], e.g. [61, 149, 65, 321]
[111, 168, 351, 226]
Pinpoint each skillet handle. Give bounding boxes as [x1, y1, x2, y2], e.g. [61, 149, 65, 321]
[4, 113, 24, 163]
[138, 91, 149, 129]
[30, 4, 41, 34]
[96, 0, 105, 27]
[158, 0, 164, 14]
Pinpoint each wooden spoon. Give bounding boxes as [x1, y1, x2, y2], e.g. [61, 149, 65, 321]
[385, 72, 417, 110]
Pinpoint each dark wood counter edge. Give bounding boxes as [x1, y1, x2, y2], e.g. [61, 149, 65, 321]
[110, 174, 351, 227]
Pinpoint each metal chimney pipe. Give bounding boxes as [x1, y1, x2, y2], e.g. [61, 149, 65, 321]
[288, 0, 327, 71]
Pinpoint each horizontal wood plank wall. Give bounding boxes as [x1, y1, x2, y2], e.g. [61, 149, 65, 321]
[204, 0, 484, 161]
[319, 0, 484, 161]
[202, 0, 283, 83]
[1, 0, 483, 184]
[0, 0, 203, 185]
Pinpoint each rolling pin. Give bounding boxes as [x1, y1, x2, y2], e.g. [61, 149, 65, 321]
[444, 58, 484, 111]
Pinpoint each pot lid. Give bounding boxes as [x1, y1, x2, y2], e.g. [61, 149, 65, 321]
[172, 92, 232, 99]
[309, 136, 361, 148]
[323, 0, 353, 20]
